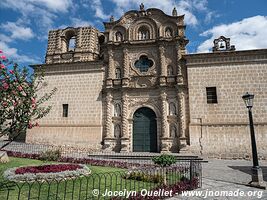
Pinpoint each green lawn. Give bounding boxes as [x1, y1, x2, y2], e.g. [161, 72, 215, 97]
[0, 157, 177, 200]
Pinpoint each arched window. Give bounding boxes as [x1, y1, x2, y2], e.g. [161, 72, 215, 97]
[114, 103, 121, 117]
[138, 26, 149, 40]
[169, 102, 176, 115]
[68, 36, 76, 51]
[170, 125, 177, 138]
[167, 65, 174, 76]
[114, 124, 121, 138]
[115, 68, 121, 79]
[165, 27, 172, 37]
[115, 31, 123, 42]
[61, 29, 77, 52]
[134, 55, 153, 72]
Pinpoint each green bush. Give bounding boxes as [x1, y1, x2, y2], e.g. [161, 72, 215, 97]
[39, 149, 61, 162]
[152, 154, 177, 167]
[123, 171, 164, 183]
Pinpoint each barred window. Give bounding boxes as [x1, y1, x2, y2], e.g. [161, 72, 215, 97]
[63, 104, 69, 117]
[206, 87, 218, 104]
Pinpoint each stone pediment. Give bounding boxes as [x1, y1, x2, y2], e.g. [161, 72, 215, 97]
[104, 8, 184, 30]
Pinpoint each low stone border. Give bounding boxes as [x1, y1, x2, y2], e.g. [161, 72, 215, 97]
[4, 163, 91, 182]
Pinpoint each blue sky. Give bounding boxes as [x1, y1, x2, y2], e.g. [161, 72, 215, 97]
[0, 0, 267, 66]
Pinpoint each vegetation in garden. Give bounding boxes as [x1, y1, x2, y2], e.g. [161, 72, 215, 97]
[152, 154, 177, 167]
[123, 170, 164, 183]
[0, 50, 57, 150]
[39, 149, 61, 162]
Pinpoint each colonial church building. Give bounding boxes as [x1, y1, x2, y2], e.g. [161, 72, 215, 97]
[27, 4, 267, 159]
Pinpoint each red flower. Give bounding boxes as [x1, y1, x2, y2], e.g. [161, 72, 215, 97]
[2, 102, 7, 107]
[0, 64, 5, 69]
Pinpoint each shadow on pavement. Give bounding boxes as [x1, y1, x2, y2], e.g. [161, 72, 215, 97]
[228, 166, 267, 181]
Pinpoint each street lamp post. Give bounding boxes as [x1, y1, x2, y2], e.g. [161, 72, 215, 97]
[242, 92, 266, 189]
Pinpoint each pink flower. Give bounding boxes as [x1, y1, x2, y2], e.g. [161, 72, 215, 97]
[9, 70, 14, 74]
[28, 122, 33, 129]
[0, 50, 3, 53]
[0, 64, 5, 69]
[0, 55, 6, 60]
[31, 98, 36, 104]
[18, 85, 23, 91]
[13, 101, 18, 107]
[3, 83, 9, 90]
[2, 102, 7, 107]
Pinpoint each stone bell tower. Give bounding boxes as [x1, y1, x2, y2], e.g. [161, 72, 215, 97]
[101, 4, 189, 153]
[45, 26, 100, 64]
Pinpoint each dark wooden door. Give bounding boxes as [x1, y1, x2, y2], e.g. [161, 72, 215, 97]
[133, 107, 157, 152]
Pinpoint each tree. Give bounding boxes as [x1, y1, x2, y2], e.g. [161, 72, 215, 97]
[0, 50, 57, 151]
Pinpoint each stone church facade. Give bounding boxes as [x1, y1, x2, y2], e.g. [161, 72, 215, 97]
[27, 5, 267, 159]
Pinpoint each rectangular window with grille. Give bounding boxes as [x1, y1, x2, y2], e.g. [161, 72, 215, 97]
[206, 87, 218, 104]
[63, 104, 68, 117]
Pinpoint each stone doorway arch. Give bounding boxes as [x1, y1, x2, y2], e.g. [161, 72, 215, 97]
[132, 107, 157, 152]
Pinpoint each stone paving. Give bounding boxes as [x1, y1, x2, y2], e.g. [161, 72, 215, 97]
[170, 159, 267, 199]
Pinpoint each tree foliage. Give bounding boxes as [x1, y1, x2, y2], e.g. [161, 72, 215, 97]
[0, 51, 57, 150]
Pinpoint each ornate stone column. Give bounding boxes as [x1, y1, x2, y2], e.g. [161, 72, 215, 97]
[122, 48, 129, 87]
[159, 45, 166, 85]
[160, 91, 170, 152]
[176, 43, 184, 85]
[106, 49, 114, 87]
[120, 93, 130, 152]
[103, 92, 116, 150]
[177, 88, 188, 150]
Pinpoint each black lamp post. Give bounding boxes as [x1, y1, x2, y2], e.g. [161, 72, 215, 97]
[242, 92, 266, 189]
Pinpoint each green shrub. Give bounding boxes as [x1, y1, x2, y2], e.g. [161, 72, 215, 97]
[152, 154, 177, 167]
[39, 149, 61, 162]
[123, 171, 164, 183]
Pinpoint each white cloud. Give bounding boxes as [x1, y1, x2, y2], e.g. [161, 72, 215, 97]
[2, 22, 34, 40]
[197, 16, 267, 52]
[91, 0, 110, 20]
[0, 0, 72, 32]
[108, 0, 210, 26]
[29, 0, 73, 13]
[71, 18, 93, 27]
[0, 41, 39, 63]
[0, 0, 72, 14]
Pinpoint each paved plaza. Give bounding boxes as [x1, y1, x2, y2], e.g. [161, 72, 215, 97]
[171, 159, 267, 199]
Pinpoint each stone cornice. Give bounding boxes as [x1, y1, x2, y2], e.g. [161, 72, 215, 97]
[184, 49, 267, 67]
[190, 122, 267, 126]
[39, 124, 102, 127]
[31, 61, 104, 75]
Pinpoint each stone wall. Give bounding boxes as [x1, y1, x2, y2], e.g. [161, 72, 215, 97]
[186, 49, 267, 159]
[26, 62, 104, 149]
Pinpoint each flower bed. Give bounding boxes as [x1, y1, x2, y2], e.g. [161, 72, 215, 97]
[15, 163, 82, 174]
[6, 151, 156, 169]
[4, 163, 91, 182]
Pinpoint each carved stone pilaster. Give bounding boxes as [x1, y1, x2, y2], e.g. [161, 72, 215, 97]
[160, 91, 168, 138]
[120, 94, 129, 152]
[159, 45, 166, 85]
[176, 43, 184, 85]
[177, 89, 187, 149]
[103, 92, 116, 151]
[107, 49, 114, 87]
[122, 48, 129, 86]
[105, 92, 113, 138]
[121, 94, 129, 138]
